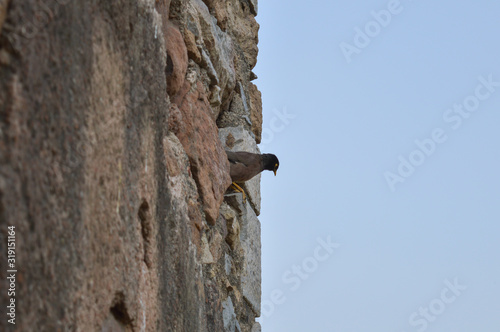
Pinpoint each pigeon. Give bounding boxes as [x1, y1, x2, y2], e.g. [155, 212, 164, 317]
[226, 151, 279, 200]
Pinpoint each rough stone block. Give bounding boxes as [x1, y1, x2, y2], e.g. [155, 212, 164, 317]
[164, 22, 188, 97]
[184, 28, 202, 63]
[224, 193, 245, 215]
[251, 322, 262, 332]
[221, 200, 241, 250]
[239, 201, 261, 315]
[249, 0, 258, 16]
[172, 81, 232, 225]
[201, 232, 215, 264]
[248, 83, 263, 143]
[186, 0, 236, 109]
[222, 297, 242, 332]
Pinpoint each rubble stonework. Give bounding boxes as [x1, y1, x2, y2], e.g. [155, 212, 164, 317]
[0, 0, 263, 331]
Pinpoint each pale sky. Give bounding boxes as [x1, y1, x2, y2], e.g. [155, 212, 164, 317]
[255, 1, 500, 331]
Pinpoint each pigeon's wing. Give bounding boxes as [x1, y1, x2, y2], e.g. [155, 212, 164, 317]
[225, 151, 258, 167]
[226, 151, 263, 182]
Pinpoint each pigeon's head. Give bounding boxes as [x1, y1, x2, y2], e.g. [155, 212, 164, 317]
[263, 154, 279, 176]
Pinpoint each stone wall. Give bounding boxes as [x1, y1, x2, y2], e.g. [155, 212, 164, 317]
[0, 0, 263, 331]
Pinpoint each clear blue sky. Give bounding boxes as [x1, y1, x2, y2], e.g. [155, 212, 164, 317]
[254, 1, 500, 331]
